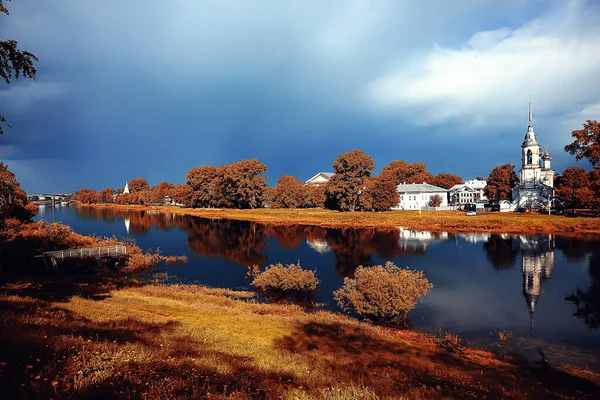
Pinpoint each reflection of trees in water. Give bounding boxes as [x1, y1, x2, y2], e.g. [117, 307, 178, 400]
[566, 247, 600, 329]
[483, 235, 518, 270]
[74, 208, 434, 273]
[75, 207, 182, 234]
[182, 218, 268, 266]
[265, 225, 306, 249]
[555, 236, 599, 261]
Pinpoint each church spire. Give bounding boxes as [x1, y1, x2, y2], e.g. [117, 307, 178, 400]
[528, 95, 532, 128]
[524, 96, 537, 144]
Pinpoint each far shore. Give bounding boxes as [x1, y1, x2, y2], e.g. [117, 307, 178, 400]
[72, 203, 600, 236]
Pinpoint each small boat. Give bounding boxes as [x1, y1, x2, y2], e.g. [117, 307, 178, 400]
[61, 201, 69, 206]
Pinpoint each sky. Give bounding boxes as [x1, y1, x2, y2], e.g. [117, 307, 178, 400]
[1, 0, 599, 193]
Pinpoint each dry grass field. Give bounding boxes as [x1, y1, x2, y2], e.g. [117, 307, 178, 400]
[82, 204, 600, 235]
[1, 277, 599, 399]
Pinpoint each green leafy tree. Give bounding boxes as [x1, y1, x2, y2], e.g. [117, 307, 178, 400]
[325, 150, 375, 211]
[1, 1, 39, 135]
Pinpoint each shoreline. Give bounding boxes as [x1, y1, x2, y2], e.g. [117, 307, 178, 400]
[1, 278, 599, 398]
[73, 203, 600, 236]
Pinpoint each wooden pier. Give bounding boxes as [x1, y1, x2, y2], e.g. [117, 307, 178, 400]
[39, 245, 127, 268]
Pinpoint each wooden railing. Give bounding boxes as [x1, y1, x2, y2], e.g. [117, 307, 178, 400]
[42, 245, 127, 260]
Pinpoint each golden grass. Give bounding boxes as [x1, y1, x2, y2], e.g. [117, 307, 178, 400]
[1, 280, 599, 399]
[80, 204, 600, 235]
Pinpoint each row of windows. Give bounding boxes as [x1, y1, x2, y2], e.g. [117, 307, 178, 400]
[401, 194, 443, 201]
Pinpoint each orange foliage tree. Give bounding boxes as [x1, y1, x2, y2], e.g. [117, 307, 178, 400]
[303, 185, 325, 208]
[358, 176, 399, 211]
[434, 173, 463, 189]
[565, 120, 600, 166]
[270, 175, 305, 208]
[484, 164, 518, 202]
[186, 165, 218, 207]
[73, 189, 101, 205]
[555, 167, 594, 213]
[325, 150, 375, 212]
[428, 194, 443, 207]
[222, 159, 268, 209]
[127, 178, 149, 193]
[0, 162, 34, 223]
[100, 188, 115, 203]
[380, 160, 435, 185]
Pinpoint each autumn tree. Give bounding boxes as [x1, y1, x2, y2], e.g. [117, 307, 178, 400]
[148, 182, 174, 205]
[303, 185, 326, 208]
[565, 120, 600, 166]
[590, 167, 600, 211]
[186, 165, 218, 208]
[380, 160, 435, 185]
[484, 164, 518, 202]
[428, 194, 443, 207]
[555, 167, 593, 213]
[358, 176, 399, 211]
[0, 162, 34, 222]
[127, 178, 149, 193]
[221, 159, 268, 209]
[1, 0, 39, 135]
[169, 184, 194, 207]
[73, 189, 101, 204]
[100, 188, 115, 203]
[270, 175, 304, 208]
[434, 173, 463, 189]
[325, 150, 375, 211]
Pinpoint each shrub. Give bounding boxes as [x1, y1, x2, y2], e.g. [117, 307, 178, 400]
[248, 262, 319, 294]
[333, 261, 432, 323]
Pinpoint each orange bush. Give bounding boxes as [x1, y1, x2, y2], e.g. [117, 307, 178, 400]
[248, 262, 319, 293]
[333, 261, 432, 323]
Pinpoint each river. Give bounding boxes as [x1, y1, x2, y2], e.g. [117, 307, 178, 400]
[35, 205, 600, 366]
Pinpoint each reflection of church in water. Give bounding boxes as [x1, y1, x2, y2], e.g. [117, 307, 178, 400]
[517, 235, 555, 330]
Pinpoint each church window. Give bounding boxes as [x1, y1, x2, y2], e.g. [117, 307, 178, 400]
[526, 150, 533, 165]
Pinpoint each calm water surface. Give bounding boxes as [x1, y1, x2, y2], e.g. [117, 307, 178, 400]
[36, 205, 600, 365]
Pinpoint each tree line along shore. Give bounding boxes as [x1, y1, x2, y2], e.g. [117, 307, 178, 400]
[73, 126, 600, 215]
[77, 203, 600, 236]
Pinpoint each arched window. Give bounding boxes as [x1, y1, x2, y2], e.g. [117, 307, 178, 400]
[526, 149, 532, 165]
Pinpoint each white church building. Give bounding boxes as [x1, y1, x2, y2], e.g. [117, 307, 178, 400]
[510, 99, 554, 210]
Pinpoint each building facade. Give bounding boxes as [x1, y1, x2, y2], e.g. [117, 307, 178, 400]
[449, 179, 487, 206]
[394, 183, 448, 210]
[511, 99, 554, 210]
[304, 172, 334, 186]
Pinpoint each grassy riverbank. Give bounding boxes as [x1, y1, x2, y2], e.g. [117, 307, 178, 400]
[1, 277, 599, 399]
[79, 203, 600, 235]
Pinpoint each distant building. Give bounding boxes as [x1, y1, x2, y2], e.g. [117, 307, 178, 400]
[449, 179, 487, 206]
[394, 183, 448, 210]
[305, 172, 334, 186]
[511, 99, 554, 210]
[123, 181, 130, 194]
